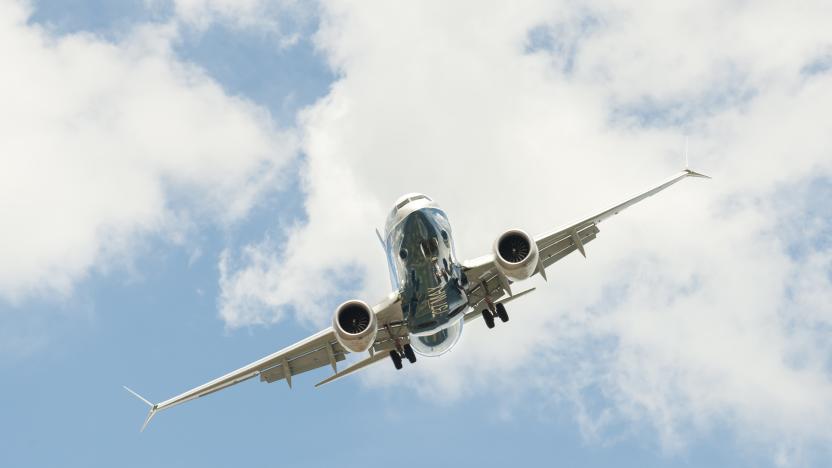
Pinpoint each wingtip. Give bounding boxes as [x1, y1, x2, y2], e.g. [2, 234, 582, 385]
[140, 407, 159, 432]
[123, 385, 154, 407]
[124, 385, 159, 432]
[683, 168, 711, 179]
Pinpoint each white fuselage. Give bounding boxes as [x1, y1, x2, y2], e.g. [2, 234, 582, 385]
[382, 194, 468, 356]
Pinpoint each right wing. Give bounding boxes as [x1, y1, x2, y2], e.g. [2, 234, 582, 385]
[461, 169, 710, 319]
[533, 169, 710, 266]
[125, 292, 404, 431]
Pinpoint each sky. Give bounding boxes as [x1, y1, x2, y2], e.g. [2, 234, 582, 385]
[1, 0, 831, 467]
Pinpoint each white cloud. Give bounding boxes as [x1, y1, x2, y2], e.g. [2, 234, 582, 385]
[0, 1, 297, 301]
[218, 0, 832, 461]
[165, 0, 313, 32]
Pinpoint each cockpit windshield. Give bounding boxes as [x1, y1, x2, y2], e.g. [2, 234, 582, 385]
[384, 193, 439, 259]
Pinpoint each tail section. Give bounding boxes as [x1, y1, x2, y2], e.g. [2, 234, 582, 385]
[123, 386, 160, 432]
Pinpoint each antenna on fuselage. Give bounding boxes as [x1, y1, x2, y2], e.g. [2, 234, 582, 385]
[375, 228, 386, 251]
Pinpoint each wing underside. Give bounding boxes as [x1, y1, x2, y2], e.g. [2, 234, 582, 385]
[461, 169, 708, 318]
[126, 293, 405, 430]
[258, 322, 407, 384]
[463, 224, 599, 319]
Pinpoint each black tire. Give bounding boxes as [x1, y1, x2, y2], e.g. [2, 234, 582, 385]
[495, 303, 509, 323]
[482, 309, 495, 329]
[403, 344, 417, 363]
[389, 350, 403, 370]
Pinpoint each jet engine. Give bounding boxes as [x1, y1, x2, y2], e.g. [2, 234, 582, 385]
[493, 229, 539, 281]
[333, 300, 378, 353]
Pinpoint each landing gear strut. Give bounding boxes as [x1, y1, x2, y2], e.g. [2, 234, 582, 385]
[386, 322, 414, 370]
[481, 279, 509, 328]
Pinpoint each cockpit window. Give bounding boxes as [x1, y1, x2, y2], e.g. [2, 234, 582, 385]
[394, 195, 431, 213]
[395, 198, 411, 210]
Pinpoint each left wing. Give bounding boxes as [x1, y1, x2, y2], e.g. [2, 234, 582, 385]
[125, 292, 404, 431]
[462, 169, 709, 318]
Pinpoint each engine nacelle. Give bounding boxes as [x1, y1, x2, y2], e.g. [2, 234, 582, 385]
[493, 229, 539, 281]
[333, 300, 378, 353]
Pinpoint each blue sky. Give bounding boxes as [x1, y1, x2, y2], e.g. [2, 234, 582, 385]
[2, 1, 831, 467]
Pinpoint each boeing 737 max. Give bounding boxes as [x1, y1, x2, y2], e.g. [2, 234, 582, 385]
[125, 168, 709, 430]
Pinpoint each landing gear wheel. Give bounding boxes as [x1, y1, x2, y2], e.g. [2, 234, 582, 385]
[389, 350, 403, 370]
[403, 343, 417, 363]
[495, 303, 509, 323]
[482, 309, 496, 329]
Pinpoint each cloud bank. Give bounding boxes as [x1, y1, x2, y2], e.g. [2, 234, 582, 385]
[219, 0, 832, 463]
[167, 0, 313, 36]
[0, 1, 297, 301]
[4, 0, 830, 463]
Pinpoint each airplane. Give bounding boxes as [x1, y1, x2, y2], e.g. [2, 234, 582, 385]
[125, 168, 709, 431]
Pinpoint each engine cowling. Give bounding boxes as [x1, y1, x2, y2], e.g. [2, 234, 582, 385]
[493, 229, 539, 281]
[333, 300, 378, 353]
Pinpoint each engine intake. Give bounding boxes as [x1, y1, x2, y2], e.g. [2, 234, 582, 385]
[494, 229, 539, 281]
[333, 300, 378, 353]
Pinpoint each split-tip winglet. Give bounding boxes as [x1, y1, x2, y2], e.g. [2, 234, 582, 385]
[123, 385, 159, 432]
[683, 168, 711, 179]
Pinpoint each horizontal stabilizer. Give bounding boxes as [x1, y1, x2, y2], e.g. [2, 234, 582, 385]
[496, 287, 536, 305]
[315, 351, 388, 388]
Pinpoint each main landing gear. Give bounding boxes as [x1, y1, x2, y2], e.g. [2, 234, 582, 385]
[495, 303, 509, 322]
[403, 343, 417, 363]
[481, 302, 509, 329]
[389, 350, 403, 370]
[389, 343, 417, 370]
